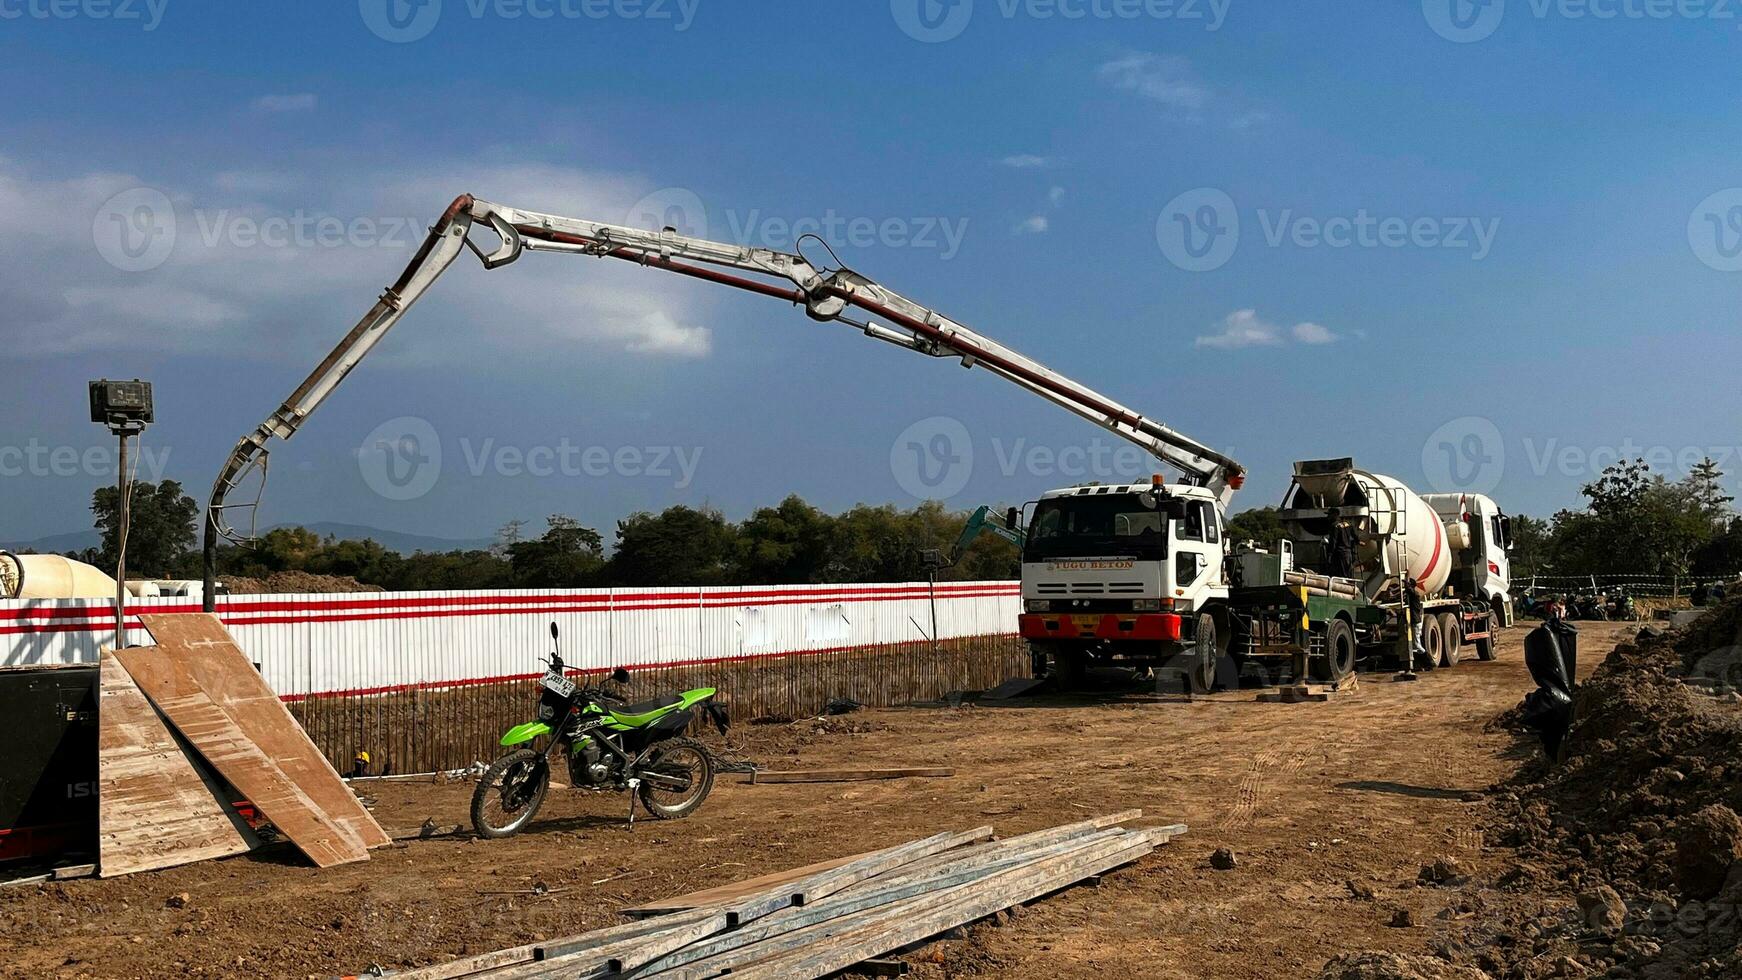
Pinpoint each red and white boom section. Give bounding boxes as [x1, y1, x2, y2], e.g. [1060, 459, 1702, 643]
[204, 194, 1245, 605]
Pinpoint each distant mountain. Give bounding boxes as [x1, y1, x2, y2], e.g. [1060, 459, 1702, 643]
[2, 523, 493, 557]
[1, 529, 101, 554]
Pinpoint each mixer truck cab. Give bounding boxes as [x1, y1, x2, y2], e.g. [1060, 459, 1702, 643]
[1422, 492, 1515, 628]
[1017, 478, 1231, 690]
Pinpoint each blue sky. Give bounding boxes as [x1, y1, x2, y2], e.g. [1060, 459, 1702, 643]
[4, 0, 1741, 546]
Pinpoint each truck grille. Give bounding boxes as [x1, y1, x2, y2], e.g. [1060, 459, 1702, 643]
[1036, 581, 1146, 596]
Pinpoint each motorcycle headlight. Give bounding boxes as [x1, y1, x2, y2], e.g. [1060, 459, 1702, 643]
[1025, 599, 1051, 613]
[538, 703, 554, 721]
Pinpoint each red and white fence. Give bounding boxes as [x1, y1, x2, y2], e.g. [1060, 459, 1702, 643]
[1, 582, 1021, 701]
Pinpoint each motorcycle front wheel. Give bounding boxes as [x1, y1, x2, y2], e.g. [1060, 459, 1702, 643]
[471, 748, 551, 839]
[636, 737, 715, 820]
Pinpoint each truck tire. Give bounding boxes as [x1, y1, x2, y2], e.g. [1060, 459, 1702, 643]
[1310, 618, 1357, 684]
[1474, 614, 1497, 661]
[1191, 612, 1219, 693]
[1420, 615, 1444, 672]
[1438, 612, 1462, 668]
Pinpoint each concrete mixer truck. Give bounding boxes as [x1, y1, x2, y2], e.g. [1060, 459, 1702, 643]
[1221, 458, 1502, 685]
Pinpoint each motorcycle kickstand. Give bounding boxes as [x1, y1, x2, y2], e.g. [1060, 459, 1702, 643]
[626, 778, 640, 828]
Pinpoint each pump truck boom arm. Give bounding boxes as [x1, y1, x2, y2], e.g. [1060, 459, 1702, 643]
[203, 194, 1244, 608]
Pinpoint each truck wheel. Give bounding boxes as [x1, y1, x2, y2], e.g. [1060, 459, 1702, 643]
[1421, 615, 1444, 672]
[1310, 618, 1357, 684]
[1438, 612, 1462, 668]
[1474, 615, 1497, 661]
[1191, 613, 1219, 693]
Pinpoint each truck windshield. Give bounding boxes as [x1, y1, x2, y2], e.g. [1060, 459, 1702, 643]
[1023, 494, 1169, 561]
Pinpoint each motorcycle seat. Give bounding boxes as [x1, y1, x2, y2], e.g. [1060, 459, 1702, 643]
[613, 693, 685, 721]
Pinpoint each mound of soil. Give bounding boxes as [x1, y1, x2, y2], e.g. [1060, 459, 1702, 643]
[1329, 605, 1742, 979]
[1320, 952, 1490, 980]
[220, 571, 384, 595]
[1495, 619, 1742, 897]
[1473, 599, 1742, 978]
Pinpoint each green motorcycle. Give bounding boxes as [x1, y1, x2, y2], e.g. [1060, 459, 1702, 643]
[471, 623, 728, 838]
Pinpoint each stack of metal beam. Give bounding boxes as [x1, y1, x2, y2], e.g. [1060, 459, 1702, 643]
[385, 811, 1183, 980]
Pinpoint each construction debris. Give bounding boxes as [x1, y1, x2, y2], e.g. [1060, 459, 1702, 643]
[748, 767, 954, 785]
[377, 811, 1183, 979]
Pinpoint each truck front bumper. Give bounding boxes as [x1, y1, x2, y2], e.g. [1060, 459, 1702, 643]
[1019, 612, 1183, 642]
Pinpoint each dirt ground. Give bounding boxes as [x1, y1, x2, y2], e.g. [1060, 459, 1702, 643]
[0, 622, 1632, 980]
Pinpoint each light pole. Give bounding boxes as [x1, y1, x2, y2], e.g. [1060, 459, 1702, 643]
[89, 380, 154, 650]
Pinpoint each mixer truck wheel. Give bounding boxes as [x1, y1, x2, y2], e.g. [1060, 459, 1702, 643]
[1311, 618, 1357, 684]
[1421, 616, 1444, 672]
[1474, 614, 1497, 661]
[1438, 612, 1462, 668]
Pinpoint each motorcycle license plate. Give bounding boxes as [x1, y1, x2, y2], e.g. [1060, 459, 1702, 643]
[542, 672, 577, 698]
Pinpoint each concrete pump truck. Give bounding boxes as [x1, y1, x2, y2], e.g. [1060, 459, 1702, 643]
[201, 193, 1496, 694]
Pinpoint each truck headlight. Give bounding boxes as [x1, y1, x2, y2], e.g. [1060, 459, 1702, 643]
[1132, 599, 1162, 612]
[1025, 599, 1051, 613]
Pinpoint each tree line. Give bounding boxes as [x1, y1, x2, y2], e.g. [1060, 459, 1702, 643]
[66, 483, 1020, 590]
[54, 457, 1742, 592]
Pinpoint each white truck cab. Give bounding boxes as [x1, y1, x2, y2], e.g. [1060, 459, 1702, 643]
[1017, 480, 1230, 686]
[1422, 492, 1515, 627]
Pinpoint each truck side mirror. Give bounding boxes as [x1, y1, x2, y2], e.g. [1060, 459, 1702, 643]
[1005, 507, 1020, 531]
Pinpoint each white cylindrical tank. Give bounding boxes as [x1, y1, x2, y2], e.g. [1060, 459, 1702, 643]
[1287, 459, 1453, 597]
[0, 553, 120, 599]
[1347, 471, 1452, 596]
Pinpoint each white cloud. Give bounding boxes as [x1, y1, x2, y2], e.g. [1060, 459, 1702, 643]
[1013, 186, 1066, 237]
[1196, 310, 1342, 350]
[1097, 53, 1209, 112]
[999, 154, 1054, 169]
[1229, 110, 1270, 132]
[1291, 321, 1341, 344]
[0, 158, 714, 363]
[251, 93, 317, 113]
[1195, 309, 1283, 349]
[624, 311, 711, 357]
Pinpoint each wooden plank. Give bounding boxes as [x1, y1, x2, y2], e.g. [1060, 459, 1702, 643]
[97, 652, 255, 878]
[725, 836, 1154, 980]
[385, 909, 713, 980]
[136, 614, 391, 850]
[725, 826, 993, 928]
[1256, 684, 1339, 704]
[621, 853, 866, 917]
[115, 643, 370, 868]
[750, 768, 954, 785]
[980, 677, 1045, 700]
[627, 829, 1140, 978]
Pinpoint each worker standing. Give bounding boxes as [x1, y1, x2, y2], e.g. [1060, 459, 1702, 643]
[1405, 577, 1428, 666]
[1325, 509, 1360, 581]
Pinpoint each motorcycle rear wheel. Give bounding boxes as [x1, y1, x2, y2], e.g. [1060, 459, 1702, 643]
[636, 737, 715, 820]
[471, 748, 550, 839]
